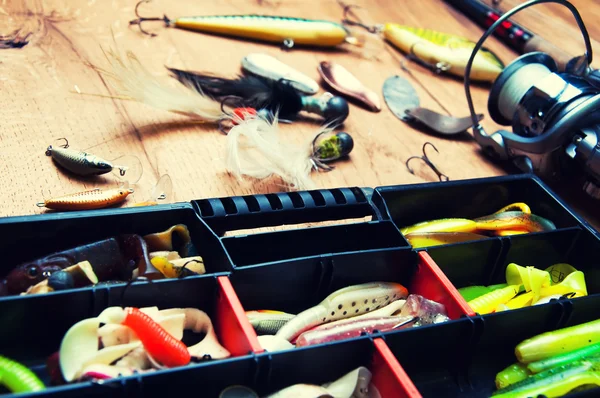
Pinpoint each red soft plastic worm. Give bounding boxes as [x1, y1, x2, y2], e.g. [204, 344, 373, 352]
[122, 307, 191, 367]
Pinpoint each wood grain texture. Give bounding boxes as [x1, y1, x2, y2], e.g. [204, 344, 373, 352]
[0, 0, 598, 229]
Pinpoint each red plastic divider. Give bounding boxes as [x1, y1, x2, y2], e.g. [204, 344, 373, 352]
[412, 252, 475, 318]
[215, 276, 264, 355]
[371, 338, 422, 398]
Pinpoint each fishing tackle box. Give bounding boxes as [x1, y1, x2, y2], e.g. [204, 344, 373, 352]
[1, 173, 599, 398]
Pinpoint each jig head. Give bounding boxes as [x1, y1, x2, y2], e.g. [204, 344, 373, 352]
[311, 130, 354, 171]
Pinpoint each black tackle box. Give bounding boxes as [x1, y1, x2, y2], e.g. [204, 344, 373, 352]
[1, 174, 599, 398]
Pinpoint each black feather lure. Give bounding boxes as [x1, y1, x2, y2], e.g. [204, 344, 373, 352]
[167, 68, 303, 120]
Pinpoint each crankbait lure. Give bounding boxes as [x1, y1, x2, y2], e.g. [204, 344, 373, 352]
[129, 0, 363, 49]
[0, 355, 45, 393]
[342, 7, 504, 82]
[37, 187, 133, 211]
[45, 138, 143, 183]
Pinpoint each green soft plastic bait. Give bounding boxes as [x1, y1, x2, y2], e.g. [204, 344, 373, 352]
[495, 362, 531, 389]
[0, 355, 45, 393]
[458, 284, 507, 302]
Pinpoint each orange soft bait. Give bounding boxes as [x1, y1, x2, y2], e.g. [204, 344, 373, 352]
[122, 307, 190, 368]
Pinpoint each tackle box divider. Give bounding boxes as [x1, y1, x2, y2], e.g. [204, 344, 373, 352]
[371, 338, 423, 398]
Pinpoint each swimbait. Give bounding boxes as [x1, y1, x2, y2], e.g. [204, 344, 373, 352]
[37, 188, 133, 211]
[467, 285, 520, 315]
[295, 315, 415, 347]
[275, 282, 408, 341]
[516, 319, 600, 363]
[2, 224, 194, 295]
[130, 0, 357, 49]
[528, 343, 600, 374]
[492, 358, 600, 398]
[246, 310, 296, 335]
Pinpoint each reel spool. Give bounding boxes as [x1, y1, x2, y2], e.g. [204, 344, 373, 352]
[464, 0, 600, 199]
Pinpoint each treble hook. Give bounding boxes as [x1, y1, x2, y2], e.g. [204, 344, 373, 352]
[57, 137, 69, 148]
[341, 4, 380, 34]
[129, 0, 172, 37]
[406, 142, 449, 182]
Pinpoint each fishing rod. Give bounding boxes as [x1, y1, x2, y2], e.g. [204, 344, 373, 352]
[443, 0, 574, 71]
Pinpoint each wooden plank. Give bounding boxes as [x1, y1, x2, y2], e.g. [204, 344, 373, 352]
[0, 0, 598, 230]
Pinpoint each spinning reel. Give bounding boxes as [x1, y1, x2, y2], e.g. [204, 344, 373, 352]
[465, 0, 600, 199]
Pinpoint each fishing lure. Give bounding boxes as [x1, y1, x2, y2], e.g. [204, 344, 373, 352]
[275, 281, 408, 341]
[0, 355, 45, 393]
[226, 112, 354, 191]
[318, 61, 381, 112]
[342, 7, 504, 82]
[467, 285, 520, 315]
[295, 315, 416, 347]
[132, 174, 173, 207]
[400, 202, 556, 244]
[129, 0, 362, 49]
[495, 362, 531, 390]
[246, 310, 296, 335]
[166, 68, 350, 124]
[241, 53, 319, 95]
[45, 138, 143, 183]
[121, 307, 191, 368]
[36, 187, 133, 211]
[492, 358, 600, 398]
[528, 343, 600, 374]
[516, 319, 600, 363]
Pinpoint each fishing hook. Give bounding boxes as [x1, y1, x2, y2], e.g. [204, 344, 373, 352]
[406, 142, 449, 182]
[178, 259, 202, 279]
[341, 4, 380, 34]
[57, 137, 69, 148]
[129, 0, 172, 37]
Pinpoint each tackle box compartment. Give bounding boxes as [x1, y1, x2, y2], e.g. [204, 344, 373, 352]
[0, 174, 599, 397]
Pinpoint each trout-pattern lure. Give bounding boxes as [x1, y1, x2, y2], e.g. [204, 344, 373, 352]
[342, 7, 504, 82]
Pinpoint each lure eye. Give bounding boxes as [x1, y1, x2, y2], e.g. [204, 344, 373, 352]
[27, 266, 39, 278]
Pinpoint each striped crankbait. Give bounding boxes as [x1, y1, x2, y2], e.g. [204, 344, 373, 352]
[129, 0, 365, 49]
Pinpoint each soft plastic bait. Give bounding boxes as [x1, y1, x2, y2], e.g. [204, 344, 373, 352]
[492, 359, 600, 398]
[458, 284, 507, 302]
[495, 362, 531, 389]
[37, 188, 133, 211]
[467, 285, 520, 315]
[516, 319, 600, 363]
[122, 307, 191, 367]
[0, 355, 45, 393]
[528, 343, 600, 374]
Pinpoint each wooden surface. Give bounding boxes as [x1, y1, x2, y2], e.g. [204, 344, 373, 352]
[1, 0, 599, 228]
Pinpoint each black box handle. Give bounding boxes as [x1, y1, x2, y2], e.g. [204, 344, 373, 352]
[192, 187, 378, 236]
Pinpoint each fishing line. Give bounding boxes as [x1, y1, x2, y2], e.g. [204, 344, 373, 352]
[496, 62, 553, 121]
